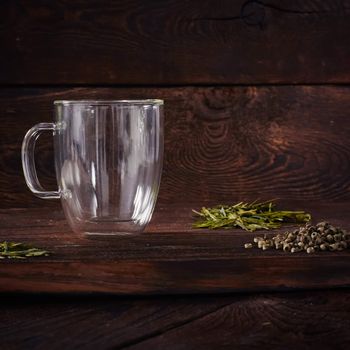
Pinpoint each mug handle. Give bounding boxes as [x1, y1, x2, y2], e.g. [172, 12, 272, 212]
[21, 122, 60, 199]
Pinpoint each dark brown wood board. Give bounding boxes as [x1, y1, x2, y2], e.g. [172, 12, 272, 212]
[1, 290, 350, 349]
[1, 202, 350, 295]
[1, 0, 350, 84]
[2, 86, 350, 209]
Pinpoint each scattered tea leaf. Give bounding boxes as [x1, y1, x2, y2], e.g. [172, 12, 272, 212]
[0, 241, 49, 259]
[192, 200, 311, 231]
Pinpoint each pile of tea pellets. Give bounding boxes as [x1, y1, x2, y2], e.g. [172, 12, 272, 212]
[244, 222, 350, 253]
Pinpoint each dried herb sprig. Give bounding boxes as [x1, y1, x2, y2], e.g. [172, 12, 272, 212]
[0, 241, 49, 259]
[192, 200, 311, 231]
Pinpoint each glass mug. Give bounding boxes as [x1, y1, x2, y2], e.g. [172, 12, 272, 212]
[22, 100, 164, 235]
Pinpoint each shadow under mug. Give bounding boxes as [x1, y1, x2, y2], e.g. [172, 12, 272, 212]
[22, 100, 164, 235]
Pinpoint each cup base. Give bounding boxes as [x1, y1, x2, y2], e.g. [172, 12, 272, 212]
[84, 231, 142, 236]
[71, 218, 146, 235]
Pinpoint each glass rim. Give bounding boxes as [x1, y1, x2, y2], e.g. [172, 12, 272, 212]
[54, 99, 164, 106]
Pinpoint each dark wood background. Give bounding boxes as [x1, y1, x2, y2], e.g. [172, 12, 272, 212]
[1, 1, 350, 348]
[2, 86, 350, 208]
[1, 0, 350, 209]
[1, 0, 350, 85]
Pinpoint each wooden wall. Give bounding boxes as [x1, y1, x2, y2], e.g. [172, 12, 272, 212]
[1, 0, 350, 208]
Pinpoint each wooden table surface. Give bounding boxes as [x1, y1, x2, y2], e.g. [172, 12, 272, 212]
[1, 202, 350, 295]
[1, 204, 350, 349]
[1, 290, 350, 349]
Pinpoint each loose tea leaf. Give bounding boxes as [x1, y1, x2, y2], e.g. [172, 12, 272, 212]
[0, 241, 49, 259]
[245, 221, 350, 253]
[192, 200, 311, 231]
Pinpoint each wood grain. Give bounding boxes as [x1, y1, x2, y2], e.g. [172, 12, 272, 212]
[0, 0, 350, 84]
[0, 204, 350, 295]
[1, 291, 349, 350]
[1, 290, 349, 350]
[125, 290, 350, 350]
[0, 294, 232, 350]
[1, 86, 350, 208]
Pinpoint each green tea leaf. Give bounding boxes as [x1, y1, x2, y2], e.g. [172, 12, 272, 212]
[192, 200, 311, 231]
[0, 241, 49, 260]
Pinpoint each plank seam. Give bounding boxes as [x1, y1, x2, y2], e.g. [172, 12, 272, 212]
[1, 83, 350, 89]
[116, 301, 235, 350]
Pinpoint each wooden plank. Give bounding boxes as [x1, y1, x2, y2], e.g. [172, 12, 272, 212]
[1, 86, 350, 208]
[124, 290, 350, 350]
[0, 294, 232, 350]
[0, 204, 350, 294]
[1, 291, 349, 350]
[1, 291, 348, 350]
[1, 0, 350, 84]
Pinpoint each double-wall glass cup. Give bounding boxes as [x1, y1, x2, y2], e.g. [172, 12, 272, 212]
[22, 100, 164, 235]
